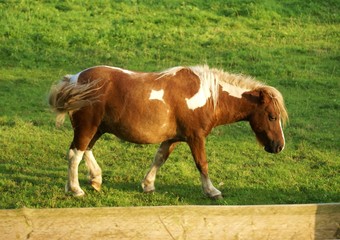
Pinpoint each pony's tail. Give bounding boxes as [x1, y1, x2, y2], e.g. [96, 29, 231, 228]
[48, 75, 102, 127]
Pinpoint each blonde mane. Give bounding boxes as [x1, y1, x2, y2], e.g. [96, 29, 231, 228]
[160, 65, 288, 125]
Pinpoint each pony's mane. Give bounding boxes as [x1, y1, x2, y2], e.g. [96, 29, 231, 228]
[160, 65, 288, 125]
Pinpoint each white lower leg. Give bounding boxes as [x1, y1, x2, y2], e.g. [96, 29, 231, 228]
[200, 174, 222, 199]
[84, 150, 102, 191]
[142, 149, 165, 193]
[142, 166, 158, 193]
[66, 149, 85, 197]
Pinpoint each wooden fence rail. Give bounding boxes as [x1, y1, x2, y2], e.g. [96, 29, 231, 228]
[0, 203, 339, 239]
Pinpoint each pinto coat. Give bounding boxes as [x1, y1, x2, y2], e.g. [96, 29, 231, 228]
[49, 65, 288, 198]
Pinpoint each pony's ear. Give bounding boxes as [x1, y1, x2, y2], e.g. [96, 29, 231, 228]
[259, 89, 270, 104]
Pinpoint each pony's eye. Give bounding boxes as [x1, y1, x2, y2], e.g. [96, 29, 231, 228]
[269, 115, 277, 121]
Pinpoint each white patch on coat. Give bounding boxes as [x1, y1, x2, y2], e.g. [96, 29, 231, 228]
[105, 66, 135, 75]
[68, 66, 134, 84]
[67, 73, 80, 84]
[186, 66, 219, 110]
[185, 84, 211, 110]
[220, 82, 249, 98]
[149, 89, 165, 103]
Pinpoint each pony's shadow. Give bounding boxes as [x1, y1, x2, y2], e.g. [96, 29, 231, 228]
[95, 176, 340, 205]
[96, 177, 207, 203]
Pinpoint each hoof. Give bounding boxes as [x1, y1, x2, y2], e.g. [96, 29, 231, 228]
[91, 181, 101, 192]
[142, 184, 155, 193]
[142, 182, 155, 193]
[73, 190, 85, 197]
[143, 189, 155, 194]
[210, 194, 223, 200]
[65, 183, 85, 197]
[143, 186, 155, 193]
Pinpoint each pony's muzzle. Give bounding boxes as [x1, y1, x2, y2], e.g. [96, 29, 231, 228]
[265, 141, 284, 154]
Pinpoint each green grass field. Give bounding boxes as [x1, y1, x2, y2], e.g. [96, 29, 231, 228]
[0, 0, 339, 208]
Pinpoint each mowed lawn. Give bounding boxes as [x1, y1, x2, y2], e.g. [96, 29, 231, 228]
[0, 1, 339, 208]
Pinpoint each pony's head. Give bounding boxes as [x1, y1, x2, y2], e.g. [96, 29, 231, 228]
[249, 87, 288, 154]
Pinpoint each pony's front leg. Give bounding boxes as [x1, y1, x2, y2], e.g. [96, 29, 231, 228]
[66, 148, 85, 197]
[142, 141, 177, 193]
[84, 150, 102, 191]
[200, 173, 222, 200]
[188, 136, 223, 200]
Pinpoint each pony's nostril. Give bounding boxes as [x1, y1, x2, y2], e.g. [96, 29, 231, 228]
[277, 145, 283, 153]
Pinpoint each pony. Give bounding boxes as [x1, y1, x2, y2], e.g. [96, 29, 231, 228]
[49, 65, 288, 199]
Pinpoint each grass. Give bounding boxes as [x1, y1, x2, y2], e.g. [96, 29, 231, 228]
[0, 0, 339, 208]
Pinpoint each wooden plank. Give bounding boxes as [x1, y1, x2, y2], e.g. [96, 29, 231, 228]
[0, 204, 339, 240]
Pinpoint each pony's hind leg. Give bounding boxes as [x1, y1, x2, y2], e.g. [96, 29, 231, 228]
[84, 131, 103, 191]
[66, 148, 85, 197]
[66, 110, 102, 196]
[142, 141, 177, 193]
[84, 150, 102, 191]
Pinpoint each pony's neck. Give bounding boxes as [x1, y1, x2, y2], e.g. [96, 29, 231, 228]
[214, 90, 259, 126]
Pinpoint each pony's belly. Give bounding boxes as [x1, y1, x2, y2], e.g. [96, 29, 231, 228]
[109, 123, 175, 144]
[103, 101, 177, 143]
[101, 114, 176, 144]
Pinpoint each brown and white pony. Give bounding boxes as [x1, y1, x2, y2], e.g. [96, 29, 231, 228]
[49, 65, 288, 199]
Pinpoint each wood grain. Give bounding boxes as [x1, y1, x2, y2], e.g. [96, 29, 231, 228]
[0, 204, 339, 240]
